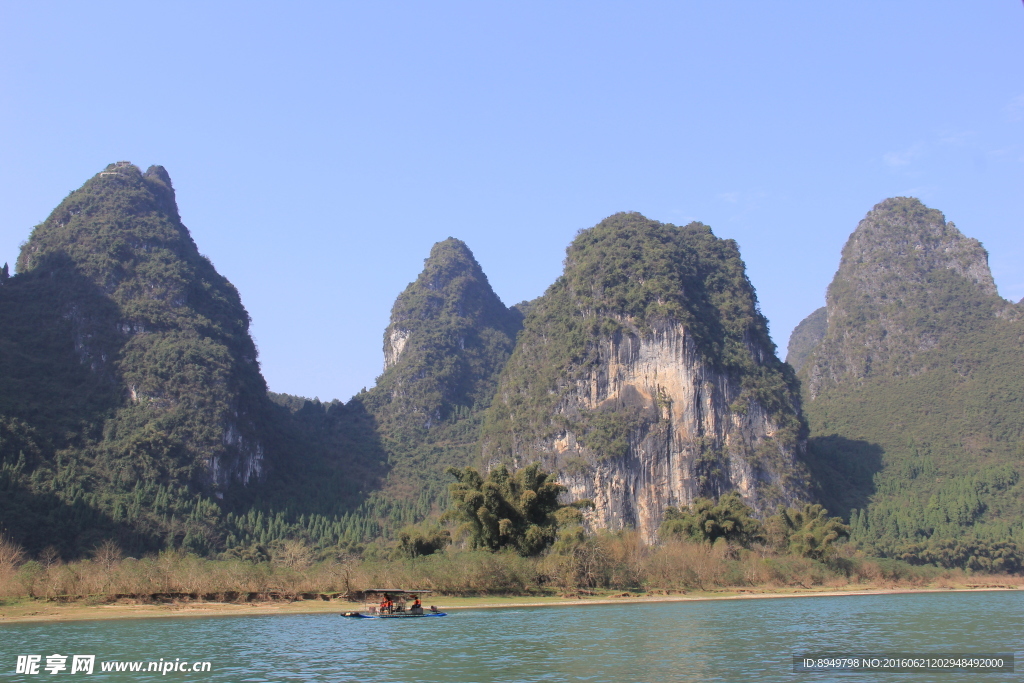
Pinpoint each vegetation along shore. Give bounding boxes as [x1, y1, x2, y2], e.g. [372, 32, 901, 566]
[2, 514, 1021, 625]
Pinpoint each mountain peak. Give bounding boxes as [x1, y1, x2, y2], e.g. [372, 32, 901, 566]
[786, 306, 826, 373]
[384, 238, 514, 371]
[804, 197, 1004, 397]
[361, 237, 522, 506]
[17, 162, 192, 278]
[377, 237, 520, 415]
[13, 163, 269, 492]
[417, 237, 486, 293]
[839, 197, 997, 296]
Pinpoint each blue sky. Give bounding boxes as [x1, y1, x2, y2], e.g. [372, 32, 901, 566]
[1, 2, 1021, 401]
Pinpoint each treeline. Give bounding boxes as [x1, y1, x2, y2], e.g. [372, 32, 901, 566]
[3, 531, 1017, 603]
[0, 441, 429, 561]
[1, 466, 1021, 603]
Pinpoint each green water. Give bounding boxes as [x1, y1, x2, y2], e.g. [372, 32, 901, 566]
[2, 591, 1021, 682]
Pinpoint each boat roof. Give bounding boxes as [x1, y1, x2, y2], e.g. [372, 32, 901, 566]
[364, 589, 433, 594]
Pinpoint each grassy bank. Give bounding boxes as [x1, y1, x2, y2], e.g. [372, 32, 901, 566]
[2, 533, 1022, 621]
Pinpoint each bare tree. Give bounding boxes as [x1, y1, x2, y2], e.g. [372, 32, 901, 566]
[39, 546, 62, 570]
[0, 535, 25, 575]
[92, 539, 123, 573]
[271, 539, 314, 571]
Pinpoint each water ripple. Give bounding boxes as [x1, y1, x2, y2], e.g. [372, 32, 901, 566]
[1, 592, 1020, 682]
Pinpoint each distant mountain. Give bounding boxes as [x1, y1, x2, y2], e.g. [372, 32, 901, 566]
[793, 198, 1024, 566]
[785, 307, 825, 373]
[355, 238, 522, 519]
[482, 212, 809, 540]
[802, 197, 1007, 398]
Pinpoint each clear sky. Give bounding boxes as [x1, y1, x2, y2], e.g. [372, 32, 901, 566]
[1, 2, 1021, 402]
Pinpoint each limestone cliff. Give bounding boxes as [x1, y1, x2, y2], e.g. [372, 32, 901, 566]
[482, 213, 809, 541]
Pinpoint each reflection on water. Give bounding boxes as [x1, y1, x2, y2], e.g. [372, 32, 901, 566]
[2, 591, 1021, 682]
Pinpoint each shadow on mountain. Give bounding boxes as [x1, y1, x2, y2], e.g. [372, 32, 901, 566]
[0, 256, 157, 557]
[0, 478, 160, 557]
[0, 253, 124, 445]
[804, 435, 883, 520]
[226, 396, 389, 518]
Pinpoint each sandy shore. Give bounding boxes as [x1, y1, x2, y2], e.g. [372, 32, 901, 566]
[1, 584, 1019, 624]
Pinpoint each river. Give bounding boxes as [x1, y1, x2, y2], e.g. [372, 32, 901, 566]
[3, 591, 1020, 682]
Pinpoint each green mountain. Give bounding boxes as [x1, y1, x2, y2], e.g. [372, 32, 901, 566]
[14, 163, 270, 487]
[482, 212, 809, 540]
[11, 167, 1019, 568]
[353, 238, 522, 522]
[785, 306, 825, 373]
[795, 197, 1024, 567]
[0, 163, 377, 556]
[0, 163, 270, 553]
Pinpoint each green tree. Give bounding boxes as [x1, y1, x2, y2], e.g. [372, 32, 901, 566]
[895, 537, 1023, 573]
[658, 492, 764, 547]
[766, 503, 850, 560]
[397, 524, 451, 558]
[441, 463, 590, 556]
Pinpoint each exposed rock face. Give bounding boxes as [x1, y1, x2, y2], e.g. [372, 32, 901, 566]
[16, 162, 269, 491]
[785, 306, 826, 373]
[483, 213, 808, 541]
[802, 197, 1009, 398]
[553, 319, 803, 542]
[383, 328, 410, 371]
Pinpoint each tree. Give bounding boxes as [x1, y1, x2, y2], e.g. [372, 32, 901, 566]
[766, 503, 850, 560]
[397, 525, 451, 558]
[92, 539, 123, 572]
[442, 463, 591, 556]
[658, 492, 764, 547]
[0, 534, 25, 578]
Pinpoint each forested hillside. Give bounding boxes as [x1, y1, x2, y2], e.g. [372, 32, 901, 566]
[353, 238, 522, 527]
[0, 164, 380, 557]
[795, 198, 1024, 568]
[785, 307, 825, 373]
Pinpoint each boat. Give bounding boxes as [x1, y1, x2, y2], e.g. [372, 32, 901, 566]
[341, 589, 447, 618]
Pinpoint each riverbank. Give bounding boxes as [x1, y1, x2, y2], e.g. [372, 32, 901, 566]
[2, 581, 1020, 624]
